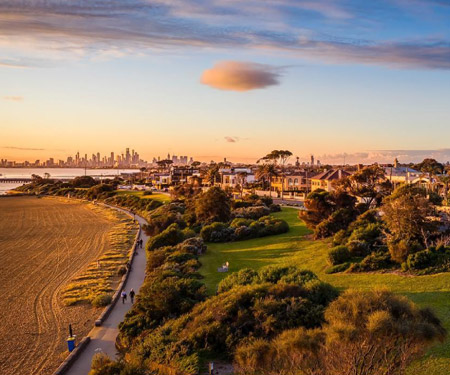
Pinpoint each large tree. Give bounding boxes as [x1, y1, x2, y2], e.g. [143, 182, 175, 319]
[194, 186, 231, 224]
[382, 185, 437, 262]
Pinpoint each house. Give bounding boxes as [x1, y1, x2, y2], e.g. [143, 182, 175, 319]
[271, 171, 311, 196]
[219, 168, 255, 189]
[310, 169, 352, 192]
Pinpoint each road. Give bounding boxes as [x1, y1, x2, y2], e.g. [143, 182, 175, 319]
[65, 211, 148, 375]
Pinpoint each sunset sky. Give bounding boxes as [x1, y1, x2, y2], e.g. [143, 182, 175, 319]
[1, 0, 450, 164]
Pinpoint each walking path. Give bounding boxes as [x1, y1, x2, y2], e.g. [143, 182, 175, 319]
[65, 210, 148, 375]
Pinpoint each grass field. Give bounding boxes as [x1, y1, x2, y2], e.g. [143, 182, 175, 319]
[199, 207, 450, 375]
[114, 190, 171, 203]
[0, 196, 133, 375]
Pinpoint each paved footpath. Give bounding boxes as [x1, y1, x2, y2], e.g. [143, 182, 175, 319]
[65, 210, 148, 375]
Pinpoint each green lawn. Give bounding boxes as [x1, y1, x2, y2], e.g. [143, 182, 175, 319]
[114, 190, 171, 203]
[199, 207, 450, 375]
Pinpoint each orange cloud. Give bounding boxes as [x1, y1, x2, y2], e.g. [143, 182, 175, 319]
[201, 61, 281, 91]
[3, 96, 23, 102]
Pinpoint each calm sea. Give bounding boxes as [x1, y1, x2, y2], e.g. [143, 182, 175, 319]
[0, 168, 138, 195]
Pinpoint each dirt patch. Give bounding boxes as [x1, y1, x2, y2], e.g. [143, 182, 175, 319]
[0, 196, 125, 375]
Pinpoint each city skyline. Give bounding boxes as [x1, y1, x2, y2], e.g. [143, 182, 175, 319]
[1, 1, 450, 163]
[0, 148, 197, 168]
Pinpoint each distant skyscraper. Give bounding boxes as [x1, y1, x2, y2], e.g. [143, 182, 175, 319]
[310, 155, 315, 166]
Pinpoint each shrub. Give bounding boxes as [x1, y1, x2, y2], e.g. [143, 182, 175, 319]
[233, 226, 254, 240]
[233, 206, 271, 220]
[332, 229, 348, 246]
[200, 222, 229, 242]
[327, 246, 351, 265]
[91, 294, 112, 307]
[177, 237, 207, 255]
[118, 265, 127, 276]
[230, 218, 254, 228]
[347, 240, 370, 256]
[349, 251, 393, 272]
[326, 262, 351, 274]
[314, 208, 357, 239]
[147, 223, 184, 250]
[269, 204, 281, 212]
[407, 249, 437, 270]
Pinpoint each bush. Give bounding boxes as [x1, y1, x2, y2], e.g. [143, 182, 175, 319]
[347, 240, 370, 256]
[326, 262, 351, 274]
[147, 223, 184, 250]
[233, 206, 271, 220]
[327, 246, 351, 265]
[200, 222, 230, 242]
[230, 218, 254, 228]
[407, 249, 437, 270]
[314, 208, 357, 239]
[349, 251, 392, 272]
[91, 294, 112, 307]
[118, 265, 127, 276]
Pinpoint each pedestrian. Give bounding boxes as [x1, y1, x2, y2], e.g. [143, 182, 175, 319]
[140, 239, 143, 248]
[126, 261, 131, 271]
[129, 288, 135, 303]
[121, 290, 127, 304]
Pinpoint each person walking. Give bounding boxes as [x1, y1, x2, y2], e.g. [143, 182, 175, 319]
[121, 290, 127, 304]
[129, 288, 135, 304]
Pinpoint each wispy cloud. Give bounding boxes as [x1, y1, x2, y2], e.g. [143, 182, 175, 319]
[0, 1, 449, 70]
[316, 149, 450, 164]
[3, 146, 44, 151]
[202, 61, 282, 91]
[3, 96, 23, 102]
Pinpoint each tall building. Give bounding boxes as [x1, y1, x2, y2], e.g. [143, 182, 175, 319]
[310, 155, 315, 166]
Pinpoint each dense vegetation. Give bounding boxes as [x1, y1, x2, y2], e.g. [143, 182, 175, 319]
[85, 183, 447, 375]
[299, 165, 450, 275]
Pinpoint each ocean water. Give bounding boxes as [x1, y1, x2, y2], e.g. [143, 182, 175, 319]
[0, 168, 138, 195]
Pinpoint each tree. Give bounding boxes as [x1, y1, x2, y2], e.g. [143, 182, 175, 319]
[255, 164, 278, 197]
[206, 164, 220, 186]
[335, 165, 391, 207]
[437, 174, 450, 206]
[415, 158, 444, 192]
[259, 150, 292, 198]
[194, 187, 231, 223]
[299, 190, 334, 227]
[157, 159, 173, 172]
[382, 185, 437, 262]
[236, 171, 248, 198]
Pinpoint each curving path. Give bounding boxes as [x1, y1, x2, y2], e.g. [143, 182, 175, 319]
[65, 210, 148, 375]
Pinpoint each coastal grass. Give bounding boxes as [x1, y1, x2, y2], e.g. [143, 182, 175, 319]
[114, 190, 171, 203]
[61, 204, 138, 306]
[199, 207, 450, 375]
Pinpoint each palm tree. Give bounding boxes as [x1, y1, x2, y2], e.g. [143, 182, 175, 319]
[206, 164, 220, 186]
[236, 171, 248, 198]
[258, 150, 292, 198]
[255, 164, 278, 197]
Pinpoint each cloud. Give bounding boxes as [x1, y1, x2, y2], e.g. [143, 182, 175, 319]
[3, 96, 23, 102]
[316, 149, 450, 164]
[3, 146, 44, 151]
[201, 61, 282, 91]
[0, 1, 450, 70]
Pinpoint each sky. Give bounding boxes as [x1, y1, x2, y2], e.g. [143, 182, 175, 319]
[1, 0, 450, 164]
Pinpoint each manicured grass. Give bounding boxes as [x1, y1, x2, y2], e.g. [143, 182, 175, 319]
[199, 207, 450, 375]
[114, 190, 171, 203]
